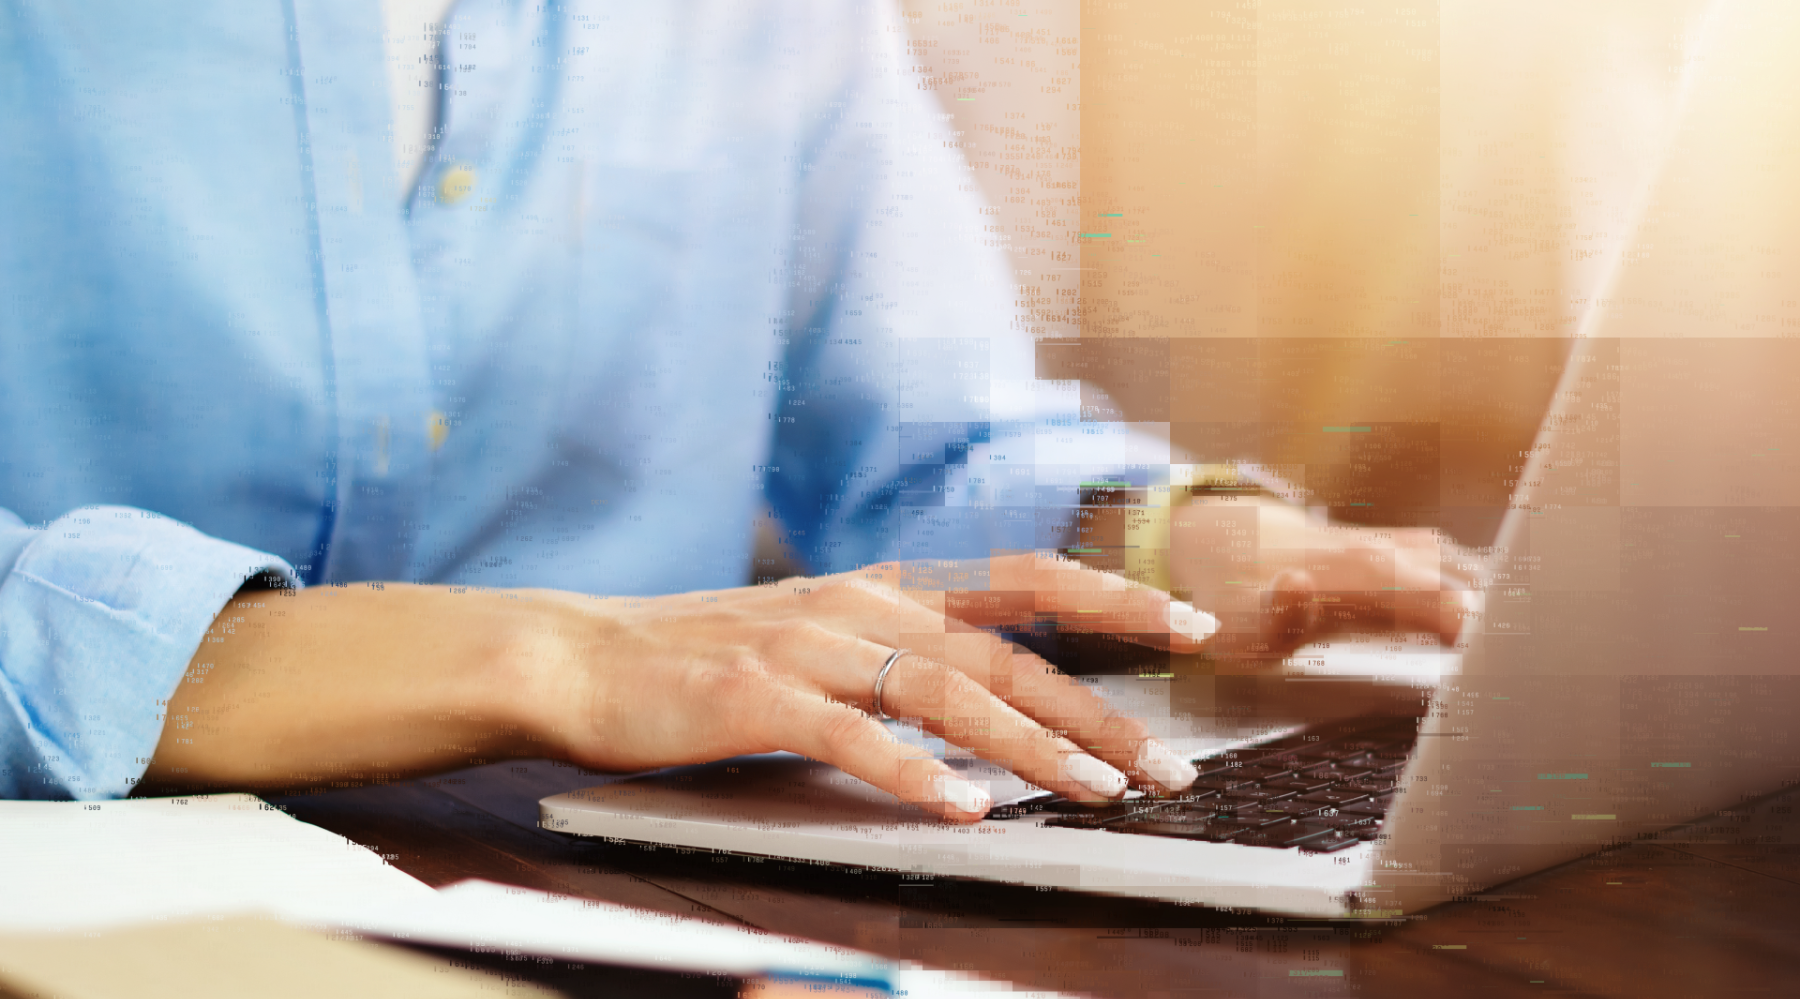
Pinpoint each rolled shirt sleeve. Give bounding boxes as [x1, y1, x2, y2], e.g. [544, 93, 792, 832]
[0, 506, 298, 800]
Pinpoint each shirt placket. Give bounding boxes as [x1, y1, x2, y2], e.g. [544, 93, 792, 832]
[287, 0, 433, 583]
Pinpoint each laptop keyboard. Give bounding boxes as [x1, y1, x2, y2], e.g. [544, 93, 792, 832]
[986, 717, 1419, 854]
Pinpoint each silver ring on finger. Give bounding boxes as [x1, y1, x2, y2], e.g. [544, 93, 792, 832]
[871, 647, 911, 720]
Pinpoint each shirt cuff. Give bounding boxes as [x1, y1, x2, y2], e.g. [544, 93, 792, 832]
[0, 506, 298, 800]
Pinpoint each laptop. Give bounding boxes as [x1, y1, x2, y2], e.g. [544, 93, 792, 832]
[541, 329, 1800, 916]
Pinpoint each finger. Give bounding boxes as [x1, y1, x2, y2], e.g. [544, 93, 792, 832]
[733, 621, 1138, 810]
[944, 553, 1219, 651]
[1382, 531, 1482, 641]
[1390, 527, 1482, 582]
[814, 557, 1216, 653]
[917, 629, 1203, 795]
[1396, 582, 1478, 644]
[768, 631, 1137, 803]
[1335, 547, 1477, 644]
[739, 681, 995, 823]
[791, 581, 1202, 794]
[1389, 557, 1478, 644]
[872, 648, 1146, 804]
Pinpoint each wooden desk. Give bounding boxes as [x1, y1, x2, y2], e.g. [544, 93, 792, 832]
[270, 764, 1800, 999]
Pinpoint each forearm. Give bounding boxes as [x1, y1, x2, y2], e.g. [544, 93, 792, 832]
[0, 505, 298, 800]
[139, 584, 555, 793]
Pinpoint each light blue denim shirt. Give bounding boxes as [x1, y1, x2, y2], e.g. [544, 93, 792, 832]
[0, 0, 1172, 798]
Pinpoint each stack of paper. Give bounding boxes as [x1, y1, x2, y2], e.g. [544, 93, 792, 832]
[0, 794, 1074, 998]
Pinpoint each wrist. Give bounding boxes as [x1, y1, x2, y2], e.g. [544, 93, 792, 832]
[145, 584, 560, 793]
[476, 588, 601, 763]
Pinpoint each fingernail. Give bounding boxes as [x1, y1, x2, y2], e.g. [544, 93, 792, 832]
[1136, 739, 1199, 791]
[1165, 600, 1220, 642]
[1061, 753, 1129, 798]
[931, 773, 992, 815]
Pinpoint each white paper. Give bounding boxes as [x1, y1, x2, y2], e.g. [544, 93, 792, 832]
[321, 879, 887, 979]
[322, 879, 1070, 999]
[0, 796, 1075, 996]
[0, 793, 435, 932]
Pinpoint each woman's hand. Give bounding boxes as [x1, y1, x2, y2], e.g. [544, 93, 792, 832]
[1168, 496, 1481, 666]
[143, 554, 1217, 822]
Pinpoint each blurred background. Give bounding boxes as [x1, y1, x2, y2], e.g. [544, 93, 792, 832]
[891, 0, 1716, 550]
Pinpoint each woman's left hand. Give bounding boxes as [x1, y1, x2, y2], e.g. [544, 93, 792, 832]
[1167, 496, 1482, 665]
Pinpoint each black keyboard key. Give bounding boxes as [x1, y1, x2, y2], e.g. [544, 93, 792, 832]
[1288, 820, 1346, 846]
[1191, 750, 1256, 776]
[1040, 800, 1153, 828]
[1332, 741, 1396, 766]
[1137, 803, 1216, 824]
[1296, 788, 1372, 808]
[1228, 824, 1300, 849]
[1228, 764, 1295, 783]
[1333, 739, 1390, 755]
[1043, 815, 1106, 829]
[1312, 808, 1379, 828]
[1263, 774, 1340, 793]
[1171, 788, 1222, 804]
[1297, 764, 1373, 784]
[1298, 831, 1362, 853]
[1198, 817, 1271, 841]
[1333, 815, 1381, 834]
[1338, 798, 1392, 817]
[1044, 812, 1131, 830]
[1188, 775, 1255, 794]
[986, 792, 1057, 819]
[1115, 814, 1265, 841]
[1337, 780, 1398, 797]
[1249, 801, 1327, 824]
[1039, 799, 1138, 817]
[1210, 796, 1270, 816]
[1110, 820, 1215, 840]
[1296, 745, 1370, 762]
[1275, 819, 1362, 848]
[1216, 788, 1303, 813]
[1221, 787, 1298, 806]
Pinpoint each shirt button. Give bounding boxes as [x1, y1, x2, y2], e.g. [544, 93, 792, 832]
[428, 410, 450, 452]
[437, 165, 477, 205]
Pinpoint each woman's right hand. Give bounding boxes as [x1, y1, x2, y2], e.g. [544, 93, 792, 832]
[519, 553, 1224, 821]
[145, 554, 1221, 821]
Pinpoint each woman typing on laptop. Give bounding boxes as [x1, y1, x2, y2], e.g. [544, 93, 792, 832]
[128, 540, 1466, 822]
[0, 1, 1470, 818]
